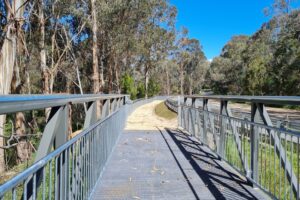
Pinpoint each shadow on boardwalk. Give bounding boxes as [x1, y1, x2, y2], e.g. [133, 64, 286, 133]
[92, 128, 268, 200]
[161, 128, 266, 200]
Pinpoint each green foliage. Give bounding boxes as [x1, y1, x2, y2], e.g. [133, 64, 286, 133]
[121, 73, 137, 100]
[148, 78, 161, 97]
[120, 74, 160, 99]
[176, 36, 208, 95]
[208, 9, 300, 96]
[137, 82, 145, 99]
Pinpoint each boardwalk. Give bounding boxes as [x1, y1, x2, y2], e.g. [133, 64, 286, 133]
[91, 102, 268, 200]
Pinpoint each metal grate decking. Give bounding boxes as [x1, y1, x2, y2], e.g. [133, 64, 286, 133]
[91, 129, 268, 200]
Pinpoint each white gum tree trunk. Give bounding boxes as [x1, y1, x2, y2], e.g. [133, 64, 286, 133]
[0, 0, 25, 172]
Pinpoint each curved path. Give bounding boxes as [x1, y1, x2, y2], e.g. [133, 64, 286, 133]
[125, 100, 177, 130]
[91, 102, 269, 200]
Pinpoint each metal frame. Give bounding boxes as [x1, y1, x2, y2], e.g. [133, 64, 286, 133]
[0, 94, 128, 200]
[168, 95, 300, 200]
[0, 95, 161, 200]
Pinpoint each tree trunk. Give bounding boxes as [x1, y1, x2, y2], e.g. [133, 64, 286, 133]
[166, 67, 170, 95]
[180, 65, 184, 95]
[108, 60, 113, 93]
[0, 0, 25, 173]
[189, 76, 193, 95]
[39, 0, 52, 123]
[39, 0, 49, 95]
[15, 112, 32, 164]
[0, 115, 6, 172]
[145, 66, 149, 99]
[91, 0, 100, 94]
[99, 49, 105, 93]
[12, 61, 32, 165]
[115, 63, 121, 94]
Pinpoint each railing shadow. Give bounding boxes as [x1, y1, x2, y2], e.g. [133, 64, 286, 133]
[158, 127, 261, 200]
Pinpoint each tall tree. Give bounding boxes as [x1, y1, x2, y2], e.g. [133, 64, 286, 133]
[177, 37, 206, 95]
[91, 0, 100, 94]
[0, 0, 26, 173]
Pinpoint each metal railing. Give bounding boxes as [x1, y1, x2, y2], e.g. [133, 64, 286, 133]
[168, 96, 300, 200]
[0, 94, 156, 200]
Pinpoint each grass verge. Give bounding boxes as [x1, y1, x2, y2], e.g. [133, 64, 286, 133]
[154, 101, 177, 120]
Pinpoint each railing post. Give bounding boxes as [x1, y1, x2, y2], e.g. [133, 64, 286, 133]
[30, 105, 69, 200]
[218, 101, 227, 158]
[250, 103, 259, 184]
[84, 101, 97, 129]
[188, 98, 193, 134]
[202, 98, 208, 144]
[54, 105, 69, 200]
[110, 98, 115, 113]
[102, 99, 110, 118]
[35, 105, 68, 161]
[124, 95, 130, 104]
[177, 96, 182, 128]
[191, 98, 197, 137]
[183, 97, 188, 129]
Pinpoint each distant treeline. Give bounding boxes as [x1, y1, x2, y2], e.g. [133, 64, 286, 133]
[207, 8, 300, 96]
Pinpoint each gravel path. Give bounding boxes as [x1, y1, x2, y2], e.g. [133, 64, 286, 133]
[125, 100, 177, 131]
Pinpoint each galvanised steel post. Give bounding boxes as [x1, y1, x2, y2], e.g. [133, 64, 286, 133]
[218, 101, 227, 158]
[188, 98, 193, 134]
[55, 104, 69, 200]
[102, 99, 110, 118]
[113, 98, 117, 112]
[183, 97, 188, 129]
[202, 98, 208, 144]
[177, 96, 182, 127]
[84, 101, 98, 129]
[250, 103, 259, 184]
[191, 98, 197, 137]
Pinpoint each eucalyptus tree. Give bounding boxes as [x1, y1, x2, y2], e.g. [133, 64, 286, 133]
[133, 0, 176, 98]
[268, 10, 300, 95]
[0, 0, 27, 172]
[176, 36, 206, 95]
[208, 35, 248, 95]
[243, 28, 273, 95]
[91, 0, 100, 93]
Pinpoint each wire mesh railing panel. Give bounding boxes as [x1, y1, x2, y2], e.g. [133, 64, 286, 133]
[178, 101, 300, 200]
[0, 105, 127, 200]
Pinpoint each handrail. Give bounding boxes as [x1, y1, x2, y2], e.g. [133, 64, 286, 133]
[0, 94, 128, 114]
[175, 95, 300, 199]
[184, 95, 300, 105]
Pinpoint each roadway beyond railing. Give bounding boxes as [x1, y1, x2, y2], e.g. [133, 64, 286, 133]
[0, 94, 157, 200]
[167, 96, 300, 200]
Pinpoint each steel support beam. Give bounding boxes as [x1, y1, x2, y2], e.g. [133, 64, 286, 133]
[250, 103, 259, 184]
[84, 101, 98, 129]
[202, 99, 209, 144]
[218, 101, 227, 158]
[102, 100, 110, 118]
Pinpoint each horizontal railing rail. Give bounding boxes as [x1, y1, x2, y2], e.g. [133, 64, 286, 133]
[168, 95, 300, 200]
[0, 94, 128, 115]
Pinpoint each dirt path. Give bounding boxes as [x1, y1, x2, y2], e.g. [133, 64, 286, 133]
[125, 100, 177, 130]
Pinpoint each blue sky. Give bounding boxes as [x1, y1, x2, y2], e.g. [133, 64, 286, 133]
[170, 0, 300, 60]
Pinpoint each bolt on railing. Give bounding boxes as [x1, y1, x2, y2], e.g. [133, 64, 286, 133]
[167, 95, 300, 200]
